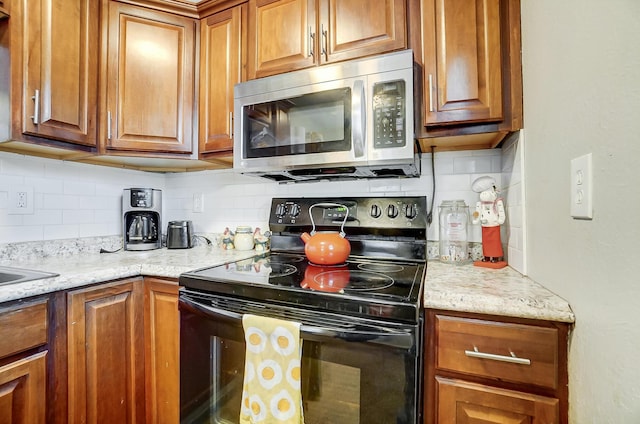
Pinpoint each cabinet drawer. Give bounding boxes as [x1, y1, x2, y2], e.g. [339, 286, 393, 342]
[0, 299, 48, 359]
[435, 315, 558, 389]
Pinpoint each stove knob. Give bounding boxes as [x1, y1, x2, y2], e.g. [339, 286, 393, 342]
[387, 204, 399, 219]
[405, 203, 418, 219]
[370, 204, 382, 218]
[289, 203, 301, 217]
[275, 203, 288, 217]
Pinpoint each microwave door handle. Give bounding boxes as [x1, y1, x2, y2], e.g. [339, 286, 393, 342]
[352, 80, 365, 158]
[180, 295, 412, 349]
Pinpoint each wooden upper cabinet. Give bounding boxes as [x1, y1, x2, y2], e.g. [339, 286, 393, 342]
[102, 1, 196, 154]
[248, 0, 406, 79]
[11, 0, 99, 147]
[320, 0, 406, 64]
[422, 0, 503, 126]
[199, 4, 247, 157]
[248, 0, 315, 79]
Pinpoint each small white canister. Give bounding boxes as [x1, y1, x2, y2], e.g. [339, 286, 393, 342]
[234, 226, 255, 251]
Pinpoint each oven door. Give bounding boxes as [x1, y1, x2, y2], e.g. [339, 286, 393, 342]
[179, 292, 422, 424]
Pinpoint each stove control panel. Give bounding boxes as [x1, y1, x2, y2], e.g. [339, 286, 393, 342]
[269, 196, 427, 230]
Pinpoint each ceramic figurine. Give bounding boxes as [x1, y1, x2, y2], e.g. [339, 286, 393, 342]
[253, 227, 270, 253]
[222, 227, 235, 250]
[471, 176, 507, 269]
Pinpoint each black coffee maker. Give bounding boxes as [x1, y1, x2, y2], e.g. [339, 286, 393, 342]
[123, 188, 162, 250]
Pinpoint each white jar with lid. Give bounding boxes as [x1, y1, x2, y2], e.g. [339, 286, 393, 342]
[234, 226, 255, 251]
[438, 200, 470, 264]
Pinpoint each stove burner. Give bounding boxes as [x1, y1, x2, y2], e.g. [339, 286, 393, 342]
[270, 255, 306, 264]
[357, 263, 405, 273]
[268, 263, 298, 278]
[346, 271, 394, 291]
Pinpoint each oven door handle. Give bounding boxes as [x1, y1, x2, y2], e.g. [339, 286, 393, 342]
[180, 295, 415, 349]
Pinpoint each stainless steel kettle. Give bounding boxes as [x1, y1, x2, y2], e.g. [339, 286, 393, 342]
[166, 220, 194, 249]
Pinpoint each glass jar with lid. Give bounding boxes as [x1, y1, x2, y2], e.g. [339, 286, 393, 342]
[234, 226, 255, 251]
[438, 200, 470, 264]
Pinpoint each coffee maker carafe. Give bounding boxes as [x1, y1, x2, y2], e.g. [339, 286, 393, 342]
[123, 188, 162, 250]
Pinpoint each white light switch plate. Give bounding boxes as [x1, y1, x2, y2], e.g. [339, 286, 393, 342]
[570, 153, 593, 219]
[193, 192, 204, 213]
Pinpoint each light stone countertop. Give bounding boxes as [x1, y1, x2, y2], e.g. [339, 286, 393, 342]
[425, 261, 575, 323]
[0, 245, 257, 304]
[0, 245, 575, 324]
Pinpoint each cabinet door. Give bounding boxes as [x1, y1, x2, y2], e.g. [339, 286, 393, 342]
[423, 0, 503, 126]
[67, 278, 144, 424]
[103, 2, 195, 154]
[248, 0, 316, 79]
[319, 0, 406, 65]
[199, 5, 247, 156]
[14, 0, 98, 147]
[143, 277, 179, 424]
[0, 351, 47, 423]
[437, 377, 559, 424]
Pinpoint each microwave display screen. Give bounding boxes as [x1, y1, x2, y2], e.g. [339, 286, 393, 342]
[243, 88, 352, 158]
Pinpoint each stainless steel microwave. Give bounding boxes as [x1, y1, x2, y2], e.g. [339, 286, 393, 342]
[233, 50, 420, 182]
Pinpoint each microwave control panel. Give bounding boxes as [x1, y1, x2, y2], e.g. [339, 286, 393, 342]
[372, 80, 406, 148]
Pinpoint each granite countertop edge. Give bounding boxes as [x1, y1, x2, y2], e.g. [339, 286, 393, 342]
[424, 261, 575, 323]
[0, 245, 257, 304]
[0, 247, 575, 324]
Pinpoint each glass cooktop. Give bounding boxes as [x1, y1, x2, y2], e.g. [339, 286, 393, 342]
[179, 252, 426, 323]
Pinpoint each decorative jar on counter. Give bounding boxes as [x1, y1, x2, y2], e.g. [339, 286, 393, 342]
[234, 226, 255, 251]
[438, 200, 470, 264]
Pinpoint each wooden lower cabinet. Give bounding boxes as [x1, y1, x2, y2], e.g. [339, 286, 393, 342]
[436, 377, 558, 424]
[143, 277, 180, 424]
[425, 310, 569, 424]
[65, 276, 179, 424]
[67, 278, 145, 424]
[0, 297, 49, 423]
[0, 351, 48, 423]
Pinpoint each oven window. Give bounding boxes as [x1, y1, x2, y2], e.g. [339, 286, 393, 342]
[180, 308, 418, 424]
[242, 88, 352, 158]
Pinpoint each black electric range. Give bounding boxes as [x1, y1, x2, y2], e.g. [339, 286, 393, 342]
[180, 196, 428, 324]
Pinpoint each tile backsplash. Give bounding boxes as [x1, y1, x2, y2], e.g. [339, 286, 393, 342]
[0, 131, 524, 273]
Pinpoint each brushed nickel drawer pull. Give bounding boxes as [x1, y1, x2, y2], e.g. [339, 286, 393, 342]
[465, 346, 532, 365]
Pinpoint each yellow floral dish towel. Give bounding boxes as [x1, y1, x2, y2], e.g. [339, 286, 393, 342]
[240, 314, 304, 424]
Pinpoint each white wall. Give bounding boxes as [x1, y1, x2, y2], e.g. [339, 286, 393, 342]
[0, 153, 164, 241]
[521, 1, 640, 422]
[163, 150, 506, 247]
[1, 148, 523, 268]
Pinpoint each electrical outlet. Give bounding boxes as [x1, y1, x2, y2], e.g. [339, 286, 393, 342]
[9, 187, 34, 215]
[570, 153, 593, 219]
[17, 192, 27, 208]
[193, 192, 204, 213]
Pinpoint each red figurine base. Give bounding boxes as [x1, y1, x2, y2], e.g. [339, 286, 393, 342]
[474, 260, 507, 269]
